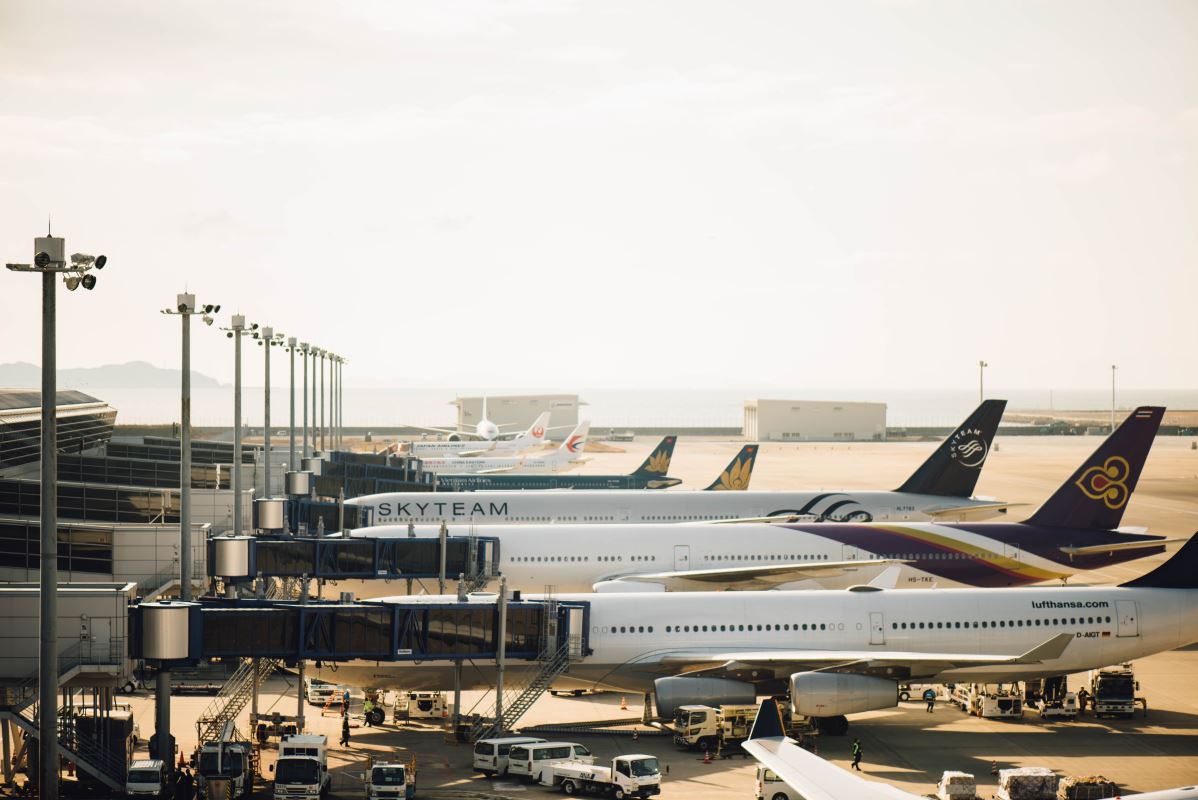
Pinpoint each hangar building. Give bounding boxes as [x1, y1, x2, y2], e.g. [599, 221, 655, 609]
[453, 394, 583, 436]
[743, 399, 887, 442]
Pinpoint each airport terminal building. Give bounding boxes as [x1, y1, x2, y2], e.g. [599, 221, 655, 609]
[743, 398, 887, 442]
[453, 394, 583, 434]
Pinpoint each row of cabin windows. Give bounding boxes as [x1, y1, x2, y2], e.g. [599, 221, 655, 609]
[510, 555, 658, 563]
[893, 615, 1113, 630]
[704, 554, 829, 562]
[644, 515, 723, 521]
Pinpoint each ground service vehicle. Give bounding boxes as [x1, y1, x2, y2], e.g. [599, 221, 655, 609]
[126, 759, 167, 799]
[365, 757, 416, 800]
[473, 736, 546, 778]
[198, 740, 253, 799]
[304, 678, 341, 705]
[1089, 665, 1138, 718]
[507, 742, 592, 783]
[755, 766, 792, 800]
[273, 734, 330, 800]
[397, 691, 447, 720]
[540, 755, 662, 798]
[673, 704, 759, 753]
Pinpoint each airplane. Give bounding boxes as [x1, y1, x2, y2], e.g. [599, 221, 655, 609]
[348, 400, 1011, 524]
[403, 396, 567, 442]
[743, 698, 1198, 800]
[317, 533, 1198, 741]
[406, 412, 552, 458]
[347, 406, 1172, 593]
[431, 436, 690, 490]
[417, 422, 591, 475]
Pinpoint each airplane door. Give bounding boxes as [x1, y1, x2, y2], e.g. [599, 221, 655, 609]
[869, 612, 885, 645]
[618, 508, 630, 522]
[842, 544, 859, 561]
[674, 545, 691, 571]
[1004, 542, 1021, 561]
[1116, 601, 1139, 637]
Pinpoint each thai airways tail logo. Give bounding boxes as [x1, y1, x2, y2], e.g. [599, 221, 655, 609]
[713, 456, 754, 490]
[1075, 455, 1131, 509]
[644, 449, 671, 474]
[566, 435, 585, 454]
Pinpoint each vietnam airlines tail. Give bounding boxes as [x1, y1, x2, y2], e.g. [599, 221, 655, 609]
[704, 444, 759, 491]
[629, 436, 680, 488]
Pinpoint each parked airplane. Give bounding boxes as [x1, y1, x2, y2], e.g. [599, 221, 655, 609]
[404, 396, 566, 442]
[319, 534, 1198, 739]
[432, 437, 688, 490]
[351, 406, 1171, 592]
[417, 422, 591, 475]
[348, 400, 1010, 524]
[406, 412, 552, 458]
[743, 698, 1198, 800]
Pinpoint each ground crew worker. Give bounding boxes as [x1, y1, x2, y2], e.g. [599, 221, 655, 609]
[342, 688, 351, 716]
[181, 767, 195, 800]
[340, 715, 351, 747]
[1077, 687, 1090, 714]
[851, 738, 863, 771]
[924, 688, 937, 712]
[363, 697, 374, 727]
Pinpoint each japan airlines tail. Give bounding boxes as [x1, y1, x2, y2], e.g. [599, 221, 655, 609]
[408, 412, 551, 457]
[419, 421, 591, 475]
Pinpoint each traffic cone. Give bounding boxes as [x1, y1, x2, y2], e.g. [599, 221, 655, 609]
[991, 760, 999, 776]
[620, 696, 628, 711]
[67, 761, 75, 777]
[703, 749, 712, 764]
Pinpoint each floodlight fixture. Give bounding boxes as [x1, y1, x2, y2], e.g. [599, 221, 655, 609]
[81, 274, 96, 290]
[94, 255, 106, 269]
[202, 315, 214, 326]
[64, 276, 80, 291]
[34, 251, 51, 268]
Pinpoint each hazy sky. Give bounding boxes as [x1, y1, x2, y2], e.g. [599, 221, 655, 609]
[1, 1, 1195, 392]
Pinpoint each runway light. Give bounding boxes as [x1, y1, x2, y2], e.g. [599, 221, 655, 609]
[64, 276, 80, 291]
[94, 255, 106, 269]
[34, 251, 50, 268]
[82, 274, 96, 290]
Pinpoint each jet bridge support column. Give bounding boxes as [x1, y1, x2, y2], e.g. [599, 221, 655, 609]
[453, 575, 467, 737]
[297, 576, 308, 732]
[495, 578, 508, 733]
[438, 522, 448, 595]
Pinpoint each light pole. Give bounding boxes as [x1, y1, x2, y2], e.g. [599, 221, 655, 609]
[222, 316, 254, 536]
[338, 357, 346, 449]
[288, 338, 297, 470]
[318, 349, 326, 453]
[254, 326, 282, 498]
[7, 234, 107, 800]
[978, 360, 988, 403]
[160, 295, 218, 601]
[1111, 364, 1117, 433]
[301, 343, 310, 458]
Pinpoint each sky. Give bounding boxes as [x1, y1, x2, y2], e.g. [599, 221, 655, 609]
[1, 0, 1196, 393]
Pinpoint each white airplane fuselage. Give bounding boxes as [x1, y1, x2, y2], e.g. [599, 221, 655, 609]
[350, 489, 1004, 525]
[418, 453, 583, 475]
[314, 583, 1198, 694]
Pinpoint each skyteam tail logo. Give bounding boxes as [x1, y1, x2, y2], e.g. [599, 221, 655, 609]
[949, 426, 989, 468]
[1075, 456, 1131, 509]
[532, 425, 545, 439]
[566, 435, 584, 454]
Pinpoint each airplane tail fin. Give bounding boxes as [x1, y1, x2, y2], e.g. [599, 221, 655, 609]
[631, 436, 677, 476]
[705, 444, 758, 491]
[1025, 406, 1164, 530]
[524, 412, 551, 444]
[1120, 532, 1198, 588]
[748, 698, 787, 740]
[896, 399, 1006, 497]
[559, 421, 591, 456]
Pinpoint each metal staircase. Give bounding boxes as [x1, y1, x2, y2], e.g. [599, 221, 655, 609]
[195, 658, 282, 743]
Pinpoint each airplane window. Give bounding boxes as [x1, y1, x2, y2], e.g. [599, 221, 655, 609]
[893, 623, 898, 630]
[638, 626, 645, 633]
[765, 624, 771, 631]
[802, 624, 808, 631]
[1017, 620, 1023, 627]
[784, 624, 790, 631]
[918, 623, 925, 629]
[820, 624, 826, 630]
[666, 626, 671, 632]
[648, 626, 653, 633]
[999, 621, 1006, 627]
[1105, 616, 1111, 623]
[982, 621, 988, 628]
[936, 622, 943, 629]
[738, 625, 745, 631]
[720, 625, 727, 632]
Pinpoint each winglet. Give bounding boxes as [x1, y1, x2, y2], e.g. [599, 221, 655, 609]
[748, 698, 787, 740]
[1013, 632, 1073, 664]
[705, 444, 758, 491]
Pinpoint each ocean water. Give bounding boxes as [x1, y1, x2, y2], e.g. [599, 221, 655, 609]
[87, 386, 1198, 428]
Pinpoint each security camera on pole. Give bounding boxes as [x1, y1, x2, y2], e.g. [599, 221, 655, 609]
[7, 231, 108, 800]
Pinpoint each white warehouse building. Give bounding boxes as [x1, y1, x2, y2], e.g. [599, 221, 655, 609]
[453, 394, 583, 436]
[743, 399, 887, 442]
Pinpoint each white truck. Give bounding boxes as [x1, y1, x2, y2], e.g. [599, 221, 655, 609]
[364, 757, 416, 800]
[672, 704, 759, 754]
[197, 739, 253, 799]
[272, 734, 330, 800]
[540, 755, 662, 798]
[1088, 665, 1138, 718]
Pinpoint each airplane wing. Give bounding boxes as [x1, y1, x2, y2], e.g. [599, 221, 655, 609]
[921, 501, 1024, 519]
[474, 466, 516, 474]
[455, 448, 496, 457]
[652, 633, 1073, 681]
[593, 559, 906, 591]
[403, 424, 484, 440]
[742, 699, 917, 800]
[1058, 537, 1181, 556]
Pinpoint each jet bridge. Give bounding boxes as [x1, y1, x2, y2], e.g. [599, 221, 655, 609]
[208, 533, 499, 584]
[130, 596, 591, 664]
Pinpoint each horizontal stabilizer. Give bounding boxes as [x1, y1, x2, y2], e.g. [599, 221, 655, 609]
[595, 558, 905, 591]
[922, 501, 1023, 519]
[1058, 537, 1178, 557]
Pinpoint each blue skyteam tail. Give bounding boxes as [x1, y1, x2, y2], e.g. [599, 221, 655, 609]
[705, 445, 758, 491]
[896, 399, 1006, 498]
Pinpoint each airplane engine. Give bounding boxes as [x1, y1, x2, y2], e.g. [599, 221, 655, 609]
[592, 580, 665, 593]
[789, 672, 898, 717]
[447, 433, 462, 442]
[653, 676, 755, 718]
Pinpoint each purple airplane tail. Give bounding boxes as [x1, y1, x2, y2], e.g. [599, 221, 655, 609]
[1025, 406, 1164, 530]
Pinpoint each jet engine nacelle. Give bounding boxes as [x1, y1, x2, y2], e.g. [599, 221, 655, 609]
[654, 676, 755, 719]
[447, 433, 462, 442]
[789, 672, 898, 718]
[592, 580, 665, 593]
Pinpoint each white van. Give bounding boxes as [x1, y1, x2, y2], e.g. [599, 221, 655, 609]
[304, 678, 344, 706]
[472, 737, 546, 778]
[507, 742, 592, 783]
[126, 759, 167, 798]
[756, 765, 791, 800]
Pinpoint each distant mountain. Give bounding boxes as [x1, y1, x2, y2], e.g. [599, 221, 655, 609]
[0, 361, 225, 389]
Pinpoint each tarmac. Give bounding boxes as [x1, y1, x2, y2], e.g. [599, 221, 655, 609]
[119, 433, 1197, 798]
